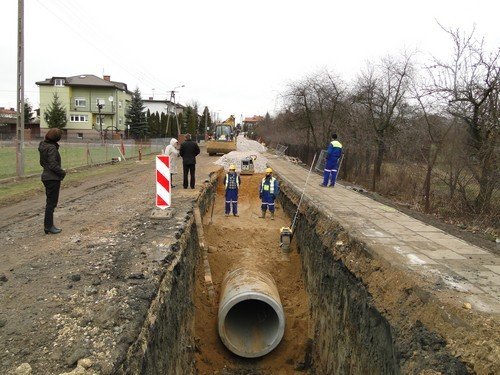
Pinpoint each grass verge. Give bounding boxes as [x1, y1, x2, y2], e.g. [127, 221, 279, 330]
[0, 155, 155, 207]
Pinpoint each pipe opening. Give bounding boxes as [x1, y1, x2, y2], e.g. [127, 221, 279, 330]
[223, 299, 281, 358]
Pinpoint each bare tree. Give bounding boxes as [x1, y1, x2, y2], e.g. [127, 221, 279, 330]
[354, 53, 414, 191]
[281, 69, 347, 151]
[410, 78, 453, 212]
[430, 26, 499, 211]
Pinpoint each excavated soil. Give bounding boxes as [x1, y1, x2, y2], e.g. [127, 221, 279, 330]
[0, 153, 219, 375]
[195, 174, 310, 375]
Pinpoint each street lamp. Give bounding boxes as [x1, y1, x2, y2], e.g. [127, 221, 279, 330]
[96, 99, 104, 142]
[108, 95, 114, 140]
[169, 84, 185, 102]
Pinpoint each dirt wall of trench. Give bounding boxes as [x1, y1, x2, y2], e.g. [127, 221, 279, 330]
[116, 172, 219, 375]
[277, 180, 469, 375]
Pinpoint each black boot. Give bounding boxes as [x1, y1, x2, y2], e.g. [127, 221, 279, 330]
[44, 226, 62, 234]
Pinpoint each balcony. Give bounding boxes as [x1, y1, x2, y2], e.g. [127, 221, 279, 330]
[71, 98, 117, 114]
[90, 103, 116, 114]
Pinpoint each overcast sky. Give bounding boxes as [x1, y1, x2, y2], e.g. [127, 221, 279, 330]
[1, 0, 499, 121]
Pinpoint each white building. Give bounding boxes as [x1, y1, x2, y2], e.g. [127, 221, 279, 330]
[143, 99, 183, 116]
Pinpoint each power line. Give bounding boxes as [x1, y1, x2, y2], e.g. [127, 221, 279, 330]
[0, 89, 39, 93]
[35, 0, 173, 95]
[50, 0, 174, 93]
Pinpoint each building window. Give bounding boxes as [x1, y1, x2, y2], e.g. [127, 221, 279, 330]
[118, 100, 122, 109]
[74, 98, 86, 107]
[70, 115, 88, 122]
[77, 133, 83, 139]
[119, 117, 123, 125]
[54, 79, 65, 87]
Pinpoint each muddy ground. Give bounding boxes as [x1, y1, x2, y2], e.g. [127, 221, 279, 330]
[195, 174, 310, 375]
[0, 151, 218, 375]
[0, 147, 498, 374]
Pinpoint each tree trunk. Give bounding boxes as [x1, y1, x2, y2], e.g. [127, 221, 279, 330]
[423, 144, 439, 213]
[374, 137, 385, 179]
[423, 165, 432, 213]
[372, 137, 385, 191]
[448, 165, 457, 200]
[474, 157, 495, 212]
[364, 148, 371, 175]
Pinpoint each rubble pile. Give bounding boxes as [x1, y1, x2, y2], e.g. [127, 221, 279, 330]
[214, 136, 269, 172]
[236, 136, 267, 153]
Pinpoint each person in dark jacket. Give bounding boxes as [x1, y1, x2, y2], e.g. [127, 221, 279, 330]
[38, 128, 66, 234]
[179, 133, 200, 189]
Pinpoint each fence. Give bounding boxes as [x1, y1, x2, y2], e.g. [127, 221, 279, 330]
[314, 150, 327, 172]
[274, 144, 288, 157]
[0, 138, 169, 180]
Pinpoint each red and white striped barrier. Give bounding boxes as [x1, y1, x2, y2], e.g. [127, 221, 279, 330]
[156, 155, 171, 208]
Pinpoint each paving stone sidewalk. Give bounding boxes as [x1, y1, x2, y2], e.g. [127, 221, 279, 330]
[268, 157, 500, 314]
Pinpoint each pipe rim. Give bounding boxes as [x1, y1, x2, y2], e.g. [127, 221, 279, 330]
[218, 292, 285, 358]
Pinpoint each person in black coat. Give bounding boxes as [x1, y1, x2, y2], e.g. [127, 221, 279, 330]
[179, 133, 200, 189]
[38, 128, 66, 234]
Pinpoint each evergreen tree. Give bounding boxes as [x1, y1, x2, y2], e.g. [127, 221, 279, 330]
[154, 112, 161, 137]
[189, 106, 198, 136]
[160, 113, 168, 137]
[125, 88, 148, 139]
[170, 113, 180, 138]
[183, 106, 197, 135]
[24, 100, 34, 123]
[147, 110, 162, 137]
[44, 93, 67, 129]
[199, 106, 212, 135]
[146, 109, 153, 135]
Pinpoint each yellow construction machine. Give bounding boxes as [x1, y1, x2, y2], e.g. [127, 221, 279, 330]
[207, 115, 237, 156]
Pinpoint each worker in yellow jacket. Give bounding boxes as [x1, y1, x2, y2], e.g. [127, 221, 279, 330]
[224, 164, 241, 217]
[259, 168, 279, 220]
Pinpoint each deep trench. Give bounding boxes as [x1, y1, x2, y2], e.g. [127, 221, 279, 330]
[194, 173, 310, 374]
[119, 170, 466, 375]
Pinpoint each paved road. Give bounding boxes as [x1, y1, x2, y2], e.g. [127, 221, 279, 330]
[269, 156, 500, 314]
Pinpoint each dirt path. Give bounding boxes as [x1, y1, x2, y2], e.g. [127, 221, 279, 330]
[0, 151, 218, 374]
[195, 174, 310, 375]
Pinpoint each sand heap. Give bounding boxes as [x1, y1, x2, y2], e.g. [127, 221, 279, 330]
[214, 136, 268, 172]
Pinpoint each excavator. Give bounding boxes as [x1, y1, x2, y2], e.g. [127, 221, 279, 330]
[207, 115, 237, 156]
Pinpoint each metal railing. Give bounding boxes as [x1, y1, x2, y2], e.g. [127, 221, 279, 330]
[0, 138, 170, 180]
[274, 144, 288, 157]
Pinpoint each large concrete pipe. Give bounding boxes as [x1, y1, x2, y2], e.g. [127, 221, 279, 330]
[218, 268, 285, 358]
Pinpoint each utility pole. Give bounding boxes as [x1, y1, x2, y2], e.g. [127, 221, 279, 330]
[205, 107, 208, 140]
[170, 90, 180, 136]
[169, 85, 184, 136]
[16, 0, 25, 177]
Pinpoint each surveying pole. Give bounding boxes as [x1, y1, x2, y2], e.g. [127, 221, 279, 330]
[16, 0, 25, 177]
